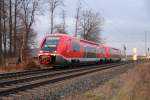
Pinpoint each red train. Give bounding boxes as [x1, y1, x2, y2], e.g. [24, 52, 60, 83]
[38, 33, 122, 67]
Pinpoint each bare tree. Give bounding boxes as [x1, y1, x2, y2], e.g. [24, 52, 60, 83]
[75, 0, 81, 37]
[48, 0, 63, 34]
[0, 0, 2, 64]
[61, 9, 66, 33]
[9, 0, 13, 55]
[13, 0, 21, 54]
[0, 0, 2, 55]
[19, 0, 40, 62]
[0, 0, 41, 65]
[54, 9, 67, 34]
[79, 10, 104, 43]
[2, 0, 7, 65]
[54, 24, 66, 34]
[0, 0, 7, 65]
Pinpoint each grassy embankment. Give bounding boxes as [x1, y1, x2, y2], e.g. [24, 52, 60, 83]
[75, 63, 150, 100]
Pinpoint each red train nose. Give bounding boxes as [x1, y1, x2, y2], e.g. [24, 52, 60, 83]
[39, 56, 51, 64]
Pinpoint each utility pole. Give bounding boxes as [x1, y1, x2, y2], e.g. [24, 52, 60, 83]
[75, 0, 81, 37]
[145, 32, 147, 57]
[123, 45, 127, 60]
[148, 48, 150, 58]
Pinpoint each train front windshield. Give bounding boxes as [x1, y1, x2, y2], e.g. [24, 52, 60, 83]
[41, 36, 60, 51]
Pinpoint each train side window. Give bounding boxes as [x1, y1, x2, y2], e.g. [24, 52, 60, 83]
[99, 48, 103, 53]
[72, 42, 80, 52]
[86, 46, 97, 58]
[96, 48, 99, 54]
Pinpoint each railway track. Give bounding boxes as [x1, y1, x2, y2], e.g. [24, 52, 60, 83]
[0, 60, 147, 97]
[0, 67, 59, 80]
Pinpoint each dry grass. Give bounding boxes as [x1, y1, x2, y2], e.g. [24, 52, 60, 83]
[0, 57, 40, 73]
[113, 63, 150, 100]
[66, 63, 150, 100]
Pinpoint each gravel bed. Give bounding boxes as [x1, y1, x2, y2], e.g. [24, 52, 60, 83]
[1, 63, 136, 100]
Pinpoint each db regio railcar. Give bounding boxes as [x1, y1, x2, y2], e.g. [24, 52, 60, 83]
[38, 33, 121, 67]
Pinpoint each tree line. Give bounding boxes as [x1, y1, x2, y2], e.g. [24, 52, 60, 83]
[0, 0, 104, 65]
[0, 0, 40, 65]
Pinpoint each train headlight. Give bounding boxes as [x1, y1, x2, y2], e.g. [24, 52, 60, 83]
[44, 53, 49, 55]
[39, 50, 43, 53]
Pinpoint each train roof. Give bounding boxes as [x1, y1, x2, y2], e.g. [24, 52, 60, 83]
[44, 33, 121, 50]
[101, 44, 120, 50]
[80, 39, 100, 46]
[46, 33, 102, 45]
[46, 33, 69, 37]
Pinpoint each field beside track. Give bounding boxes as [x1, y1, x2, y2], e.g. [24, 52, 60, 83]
[64, 62, 150, 100]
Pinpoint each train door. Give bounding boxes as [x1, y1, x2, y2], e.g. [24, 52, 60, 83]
[65, 39, 71, 58]
[70, 41, 81, 58]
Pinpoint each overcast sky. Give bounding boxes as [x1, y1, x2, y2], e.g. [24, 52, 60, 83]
[34, 0, 150, 55]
